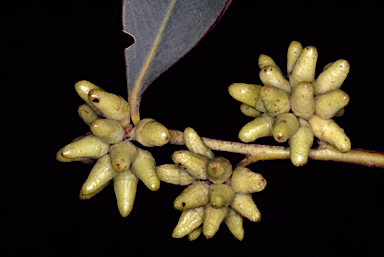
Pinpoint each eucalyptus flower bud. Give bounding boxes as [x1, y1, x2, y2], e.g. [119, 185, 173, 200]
[129, 118, 169, 147]
[209, 184, 235, 208]
[113, 169, 138, 217]
[79, 182, 110, 200]
[172, 150, 209, 180]
[184, 127, 214, 159]
[289, 45, 318, 89]
[238, 114, 274, 143]
[259, 65, 291, 93]
[57, 135, 95, 163]
[156, 164, 198, 185]
[172, 207, 204, 238]
[290, 81, 315, 119]
[90, 118, 125, 144]
[272, 113, 299, 143]
[231, 193, 261, 222]
[231, 166, 267, 193]
[313, 59, 350, 95]
[74, 80, 103, 116]
[287, 41, 303, 75]
[81, 154, 119, 196]
[289, 118, 314, 167]
[322, 62, 334, 71]
[255, 94, 267, 113]
[173, 182, 209, 210]
[203, 205, 227, 239]
[258, 54, 281, 73]
[260, 85, 291, 116]
[228, 83, 262, 108]
[225, 208, 244, 241]
[109, 141, 137, 172]
[240, 104, 260, 118]
[130, 148, 160, 191]
[88, 89, 131, 127]
[207, 157, 233, 184]
[188, 227, 202, 241]
[61, 134, 109, 159]
[335, 108, 345, 118]
[309, 115, 351, 152]
[315, 89, 349, 119]
[56, 148, 92, 163]
[78, 104, 99, 126]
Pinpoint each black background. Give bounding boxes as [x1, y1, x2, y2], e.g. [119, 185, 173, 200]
[2, 0, 384, 255]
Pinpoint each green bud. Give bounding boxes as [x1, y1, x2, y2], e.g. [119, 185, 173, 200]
[130, 118, 169, 147]
[74, 80, 103, 116]
[207, 157, 232, 184]
[188, 227, 202, 241]
[171, 150, 209, 180]
[289, 45, 318, 89]
[90, 118, 125, 144]
[156, 164, 198, 186]
[173, 182, 209, 210]
[238, 114, 274, 143]
[260, 65, 291, 93]
[291, 81, 315, 119]
[61, 134, 109, 159]
[258, 54, 281, 72]
[315, 89, 349, 119]
[289, 118, 314, 167]
[287, 41, 303, 75]
[225, 208, 244, 241]
[130, 148, 160, 191]
[228, 83, 261, 108]
[231, 193, 261, 222]
[231, 166, 267, 193]
[172, 207, 204, 238]
[240, 104, 261, 118]
[309, 115, 351, 152]
[184, 127, 214, 159]
[113, 169, 138, 217]
[78, 104, 99, 126]
[88, 89, 131, 127]
[203, 205, 227, 239]
[313, 59, 350, 95]
[260, 85, 290, 116]
[272, 113, 299, 143]
[109, 141, 138, 172]
[209, 184, 235, 208]
[81, 154, 119, 195]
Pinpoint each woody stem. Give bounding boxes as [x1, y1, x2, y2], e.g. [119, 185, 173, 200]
[168, 130, 384, 169]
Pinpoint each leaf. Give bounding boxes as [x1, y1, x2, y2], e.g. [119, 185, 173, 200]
[122, 0, 232, 125]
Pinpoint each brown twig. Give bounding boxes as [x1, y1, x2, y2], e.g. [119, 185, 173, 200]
[169, 130, 384, 169]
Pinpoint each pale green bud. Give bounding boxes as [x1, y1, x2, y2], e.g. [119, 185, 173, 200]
[113, 169, 138, 217]
[287, 41, 303, 75]
[129, 118, 169, 147]
[203, 205, 227, 239]
[109, 141, 137, 172]
[61, 134, 109, 159]
[88, 89, 131, 127]
[238, 114, 274, 143]
[289, 45, 318, 89]
[90, 118, 125, 144]
[130, 148, 160, 191]
[173, 182, 209, 210]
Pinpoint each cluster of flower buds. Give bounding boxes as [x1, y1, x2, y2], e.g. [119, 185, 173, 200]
[56, 80, 170, 217]
[157, 127, 267, 240]
[229, 41, 351, 166]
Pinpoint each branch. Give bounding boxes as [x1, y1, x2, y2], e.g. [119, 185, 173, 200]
[168, 130, 384, 169]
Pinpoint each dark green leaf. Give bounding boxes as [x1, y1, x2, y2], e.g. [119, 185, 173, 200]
[123, 0, 232, 124]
